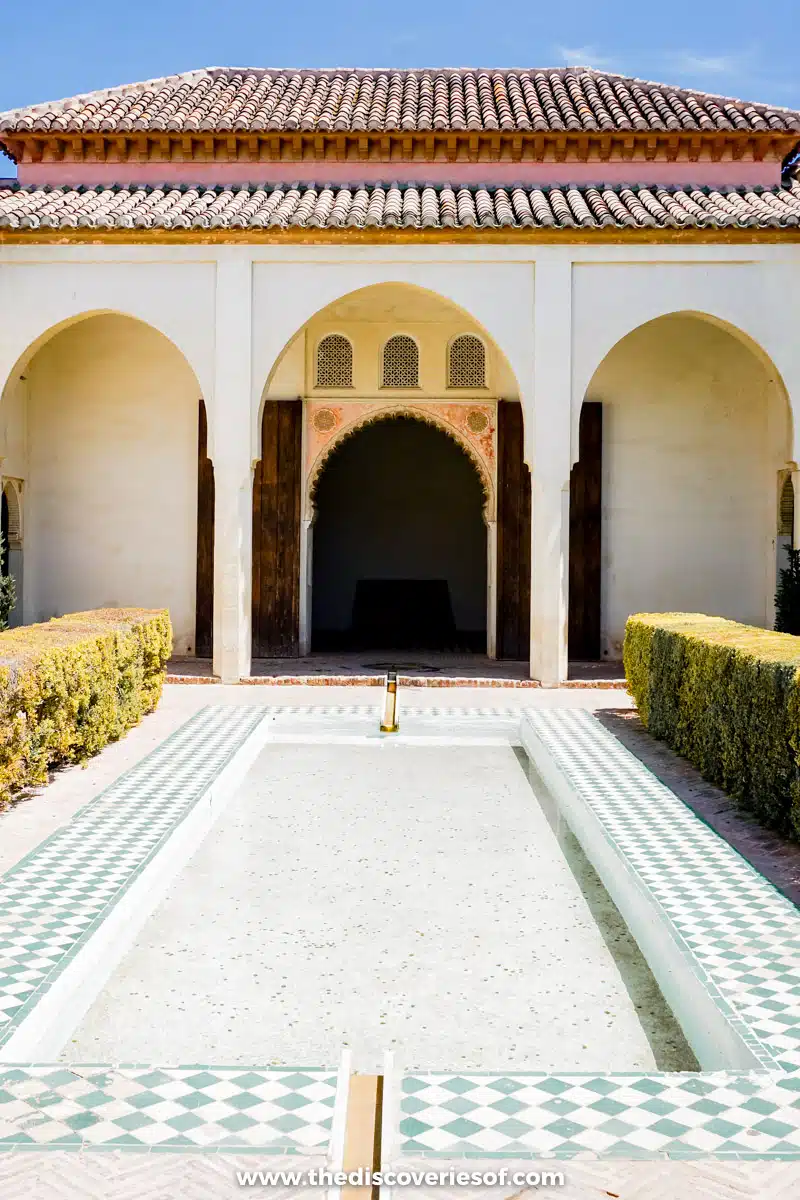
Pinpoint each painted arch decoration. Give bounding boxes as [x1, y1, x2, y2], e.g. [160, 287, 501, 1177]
[305, 400, 497, 521]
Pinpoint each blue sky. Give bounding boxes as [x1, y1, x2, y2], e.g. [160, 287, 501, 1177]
[2, 0, 798, 117]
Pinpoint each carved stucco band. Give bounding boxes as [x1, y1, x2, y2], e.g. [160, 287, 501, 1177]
[305, 400, 497, 521]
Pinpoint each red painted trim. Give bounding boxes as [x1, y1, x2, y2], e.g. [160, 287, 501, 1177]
[17, 159, 781, 189]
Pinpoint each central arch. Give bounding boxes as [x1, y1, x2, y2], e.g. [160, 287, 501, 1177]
[311, 414, 488, 651]
[253, 280, 531, 664]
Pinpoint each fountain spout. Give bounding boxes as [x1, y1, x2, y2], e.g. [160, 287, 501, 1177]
[380, 669, 399, 733]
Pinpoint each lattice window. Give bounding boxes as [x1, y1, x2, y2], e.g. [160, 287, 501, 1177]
[448, 334, 486, 389]
[316, 334, 353, 388]
[382, 335, 419, 388]
[780, 475, 794, 537]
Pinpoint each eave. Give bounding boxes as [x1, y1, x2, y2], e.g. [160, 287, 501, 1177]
[3, 129, 797, 169]
[4, 226, 800, 247]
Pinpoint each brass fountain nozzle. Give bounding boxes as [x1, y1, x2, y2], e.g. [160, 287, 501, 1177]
[380, 669, 399, 733]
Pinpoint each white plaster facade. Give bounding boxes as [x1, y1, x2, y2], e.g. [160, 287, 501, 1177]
[2, 241, 799, 682]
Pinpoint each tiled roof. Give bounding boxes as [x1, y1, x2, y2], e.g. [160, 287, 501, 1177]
[2, 67, 799, 137]
[2, 180, 800, 231]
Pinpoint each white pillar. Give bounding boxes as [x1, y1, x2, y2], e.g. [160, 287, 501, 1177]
[529, 255, 573, 686]
[792, 470, 800, 550]
[211, 255, 253, 682]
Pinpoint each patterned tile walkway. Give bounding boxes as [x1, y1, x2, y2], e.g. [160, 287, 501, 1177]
[0, 1065, 338, 1151]
[0, 705, 347, 1159]
[526, 710, 800, 1075]
[389, 709, 800, 1161]
[396, 1070, 800, 1157]
[0, 706, 267, 1050]
[4, 702, 800, 1174]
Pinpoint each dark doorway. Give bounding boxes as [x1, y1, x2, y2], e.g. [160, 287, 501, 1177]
[312, 416, 486, 651]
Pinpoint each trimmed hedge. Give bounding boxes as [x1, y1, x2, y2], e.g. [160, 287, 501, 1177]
[624, 612, 800, 839]
[0, 608, 172, 806]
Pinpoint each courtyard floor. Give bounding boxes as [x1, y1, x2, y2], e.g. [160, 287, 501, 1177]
[64, 740, 691, 1072]
[1, 682, 799, 1198]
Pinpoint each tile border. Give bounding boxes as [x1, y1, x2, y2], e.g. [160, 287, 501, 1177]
[384, 709, 800, 1162]
[0, 1062, 346, 1154]
[0, 706, 273, 1060]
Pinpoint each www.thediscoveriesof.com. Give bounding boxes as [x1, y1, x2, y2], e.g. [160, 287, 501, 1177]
[237, 1167, 565, 1188]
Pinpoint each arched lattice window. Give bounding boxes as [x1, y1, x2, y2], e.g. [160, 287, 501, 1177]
[448, 334, 486, 389]
[316, 334, 353, 388]
[780, 475, 795, 537]
[382, 335, 419, 388]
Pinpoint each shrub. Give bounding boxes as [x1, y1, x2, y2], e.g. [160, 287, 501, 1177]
[624, 612, 800, 839]
[775, 545, 800, 634]
[0, 607, 172, 806]
[0, 572, 15, 631]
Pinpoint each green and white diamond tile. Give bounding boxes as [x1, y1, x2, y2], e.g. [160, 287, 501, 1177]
[397, 1072, 800, 1158]
[525, 710, 800, 1076]
[0, 705, 267, 1048]
[0, 1065, 338, 1152]
[394, 709, 800, 1161]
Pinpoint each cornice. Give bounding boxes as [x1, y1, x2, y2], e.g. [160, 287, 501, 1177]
[2, 129, 796, 169]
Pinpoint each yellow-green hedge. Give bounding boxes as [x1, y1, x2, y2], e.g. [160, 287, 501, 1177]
[624, 612, 800, 838]
[0, 608, 172, 806]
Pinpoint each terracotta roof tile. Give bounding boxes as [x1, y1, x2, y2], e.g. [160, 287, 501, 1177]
[3, 67, 799, 137]
[2, 180, 800, 232]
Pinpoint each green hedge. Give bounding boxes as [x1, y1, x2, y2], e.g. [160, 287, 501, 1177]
[624, 612, 800, 839]
[0, 608, 172, 806]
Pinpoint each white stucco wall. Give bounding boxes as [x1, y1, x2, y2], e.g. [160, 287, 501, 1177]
[588, 314, 791, 657]
[23, 315, 200, 651]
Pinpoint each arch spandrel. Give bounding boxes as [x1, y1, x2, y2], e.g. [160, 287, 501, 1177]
[306, 402, 496, 523]
[0, 307, 207, 421]
[254, 272, 530, 453]
[576, 308, 795, 470]
[572, 262, 800, 461]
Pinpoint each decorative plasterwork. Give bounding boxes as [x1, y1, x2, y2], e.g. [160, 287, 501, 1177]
[305, 400, 497, 521]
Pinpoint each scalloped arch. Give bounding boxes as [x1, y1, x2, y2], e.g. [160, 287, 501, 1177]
[307, 405, 494, 521]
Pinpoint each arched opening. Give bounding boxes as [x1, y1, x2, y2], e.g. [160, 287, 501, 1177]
[1, 313, 203, 653]
[1, 491, 8, 579]
[311, 415, 487, 651]
[256, 281, 529, 665]
[0, 481, 23, 627]
[583, 312, 791, 659]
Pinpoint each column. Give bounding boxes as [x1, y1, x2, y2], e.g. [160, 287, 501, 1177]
[793, 470, 800, 551]
[211, 254, 254, 682]
[529, 255, 573, 686]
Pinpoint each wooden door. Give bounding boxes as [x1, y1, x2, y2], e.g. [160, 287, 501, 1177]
[195, 398, 214, 657]
[568, 401, 602, 660]
[252, 400, 302, 658]
[496, 400, 532, 660]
